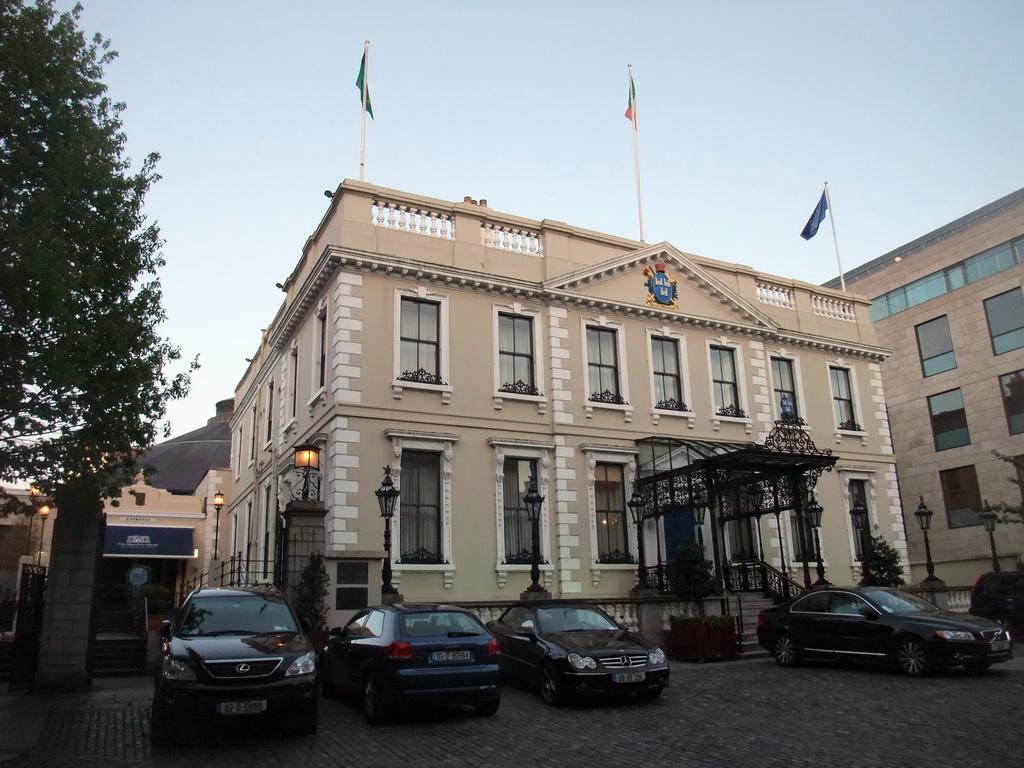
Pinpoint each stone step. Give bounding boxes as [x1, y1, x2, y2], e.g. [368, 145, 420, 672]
[92, 637, 147, 677]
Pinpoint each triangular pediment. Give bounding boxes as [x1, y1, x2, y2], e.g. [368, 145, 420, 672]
[543, 242, 781, 330]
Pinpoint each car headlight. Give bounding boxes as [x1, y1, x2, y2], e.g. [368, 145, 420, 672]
[285, 651, 317, 677]
[567, 653, 597, 670]
[935, 630, 975, 641]
[161, 657, 197, 681]
[648, 647, 667, 665]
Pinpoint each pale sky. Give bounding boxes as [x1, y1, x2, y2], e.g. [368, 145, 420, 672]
[60, 0, 1024, 439]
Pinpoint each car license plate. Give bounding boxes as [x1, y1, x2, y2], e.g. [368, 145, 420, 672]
[431, 650, 472, 662]
[217, 700, 267, 715]
[613, 671, 646, 684]
[990, 640, 1011, 652]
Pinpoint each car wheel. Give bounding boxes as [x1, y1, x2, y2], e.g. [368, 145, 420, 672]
[772, 632, 801, 668]
[540, 661, 565, 706]
[473, 696, 501, 716]
[362, 675, 389, 725]
[895, 637, 933, 676]
[149, 698, 174, 747]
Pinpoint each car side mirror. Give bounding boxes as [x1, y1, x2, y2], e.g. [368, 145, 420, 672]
[159, 619, 171, 640]
[300, 617, 312, 633]
[515, 626, 537, 640]
[859, 606, 880, 620]
[329, 626, 343, 637]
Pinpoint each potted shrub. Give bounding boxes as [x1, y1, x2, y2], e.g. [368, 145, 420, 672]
[669, 543, 737, 661]
[129, 583, 172, 632]
[293, 552, 330, 652]
[668, 614, 737, 662]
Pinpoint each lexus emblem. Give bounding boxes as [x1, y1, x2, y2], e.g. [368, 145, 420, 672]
[236, 663, 251, 674]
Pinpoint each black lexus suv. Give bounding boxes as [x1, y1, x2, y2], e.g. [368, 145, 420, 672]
[151, 585, 319, 744]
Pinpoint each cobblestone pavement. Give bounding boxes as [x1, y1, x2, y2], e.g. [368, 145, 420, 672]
[4, 656, 1022, 768]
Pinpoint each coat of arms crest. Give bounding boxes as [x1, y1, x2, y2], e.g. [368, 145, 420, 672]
[643, 263, 678, 309]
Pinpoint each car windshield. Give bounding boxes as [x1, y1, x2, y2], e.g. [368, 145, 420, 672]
[399, 610, 485, 638]
[177, 593, 299, 637]
[535, 606, 618, 633]
[862, 589, 938, 615]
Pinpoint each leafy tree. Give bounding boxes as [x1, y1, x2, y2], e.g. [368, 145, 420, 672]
[1, 0, 194, 691]
[674, 543, 719, 608]
[865, 535, 905, 588]
[0, 0, 194, 501]
[989, 451, 1024, 525]
[293, 552, 329, 631]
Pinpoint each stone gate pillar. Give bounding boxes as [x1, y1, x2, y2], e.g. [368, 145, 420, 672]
[282, 500, 327, 606]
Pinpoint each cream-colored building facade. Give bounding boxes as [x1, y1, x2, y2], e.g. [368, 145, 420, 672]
[230, 180, 901, 628]
[828, 187, 1024, 585]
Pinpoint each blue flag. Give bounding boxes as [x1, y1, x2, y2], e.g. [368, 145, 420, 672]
[801, 190, 828, 240]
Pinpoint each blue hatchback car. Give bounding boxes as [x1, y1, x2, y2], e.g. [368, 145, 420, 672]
[321, 603, 501, 723]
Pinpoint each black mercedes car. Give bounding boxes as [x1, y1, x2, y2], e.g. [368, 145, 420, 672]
[486, 601, 669, 705]
[756, 586, 1013, 676]
[151, 585, 319, 744]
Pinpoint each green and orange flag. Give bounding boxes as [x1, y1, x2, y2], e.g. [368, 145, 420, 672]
[356, 52, 373, 119]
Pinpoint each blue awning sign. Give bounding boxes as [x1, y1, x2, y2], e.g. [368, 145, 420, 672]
[104, 525, 196, 559]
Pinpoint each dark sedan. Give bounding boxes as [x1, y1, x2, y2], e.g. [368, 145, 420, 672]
[151, 585, 319, 745]
[321, 603, 501, 723]
[757, 586, 1013, 676]
[486, 601, 669, 705]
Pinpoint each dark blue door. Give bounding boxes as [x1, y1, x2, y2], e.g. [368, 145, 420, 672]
[662, 508, 695, 593]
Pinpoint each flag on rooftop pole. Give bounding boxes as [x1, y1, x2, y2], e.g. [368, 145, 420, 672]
[625, 71, 637, 129]
[625, 65, 645, 242]
[356, 45, 373, 119]
[800, 189, 827, 240]
[801, 183, 847, 291]
[356, 41, 372, 182]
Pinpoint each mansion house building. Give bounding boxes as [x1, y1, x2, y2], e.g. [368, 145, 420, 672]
[227, 180, 900, 626]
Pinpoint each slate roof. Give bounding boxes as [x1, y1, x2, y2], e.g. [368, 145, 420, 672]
[138, 419, 231, 495]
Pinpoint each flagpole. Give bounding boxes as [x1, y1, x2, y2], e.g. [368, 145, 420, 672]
[628, 64, 645, 243]
[359, 40, 369, 182]
[823, 181, 846, 291]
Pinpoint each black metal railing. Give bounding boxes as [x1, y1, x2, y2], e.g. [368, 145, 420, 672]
[723, 560, 804, 603]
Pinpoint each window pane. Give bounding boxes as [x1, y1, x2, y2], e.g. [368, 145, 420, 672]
[399, 451, 442, 562]
[830, 367, 858, 428]
[985, 289, 1024, 355]
[502, 458, 536, 563]
[595, 463, 628, 560]
[928, 388, 970, 450]
[916, 316, 956, 376]
[498, 313, 536, 393]
[771, 358, 799, 418]
[652, 337, 683, 407]
[587, 327, 622, 401]
[1000, 370, 1024, 435]
[940, 465, 982, 529]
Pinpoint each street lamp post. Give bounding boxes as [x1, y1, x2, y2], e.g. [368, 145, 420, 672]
[293, 444, 321, 501]
[627, 485, 649, 590]
[37, 505, 50, 565]
[805, 494, 829, 586]
[850, 501, 872, 586]
[375, 466, 401, 595]
[523, 478, 546, 593]
[692, 504, 706, 552]
[914, 496, 942, 583]
[212, 492, 225, 559]
[979, 501, 1001, 572]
